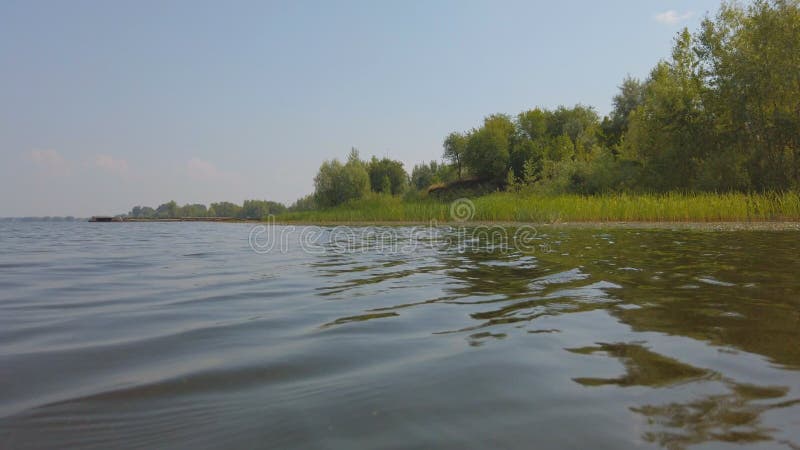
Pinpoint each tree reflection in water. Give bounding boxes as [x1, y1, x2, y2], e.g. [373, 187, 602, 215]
[567, 342, 800, 449]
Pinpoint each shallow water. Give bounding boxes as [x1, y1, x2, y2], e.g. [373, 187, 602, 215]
[1, 221, 799, 449]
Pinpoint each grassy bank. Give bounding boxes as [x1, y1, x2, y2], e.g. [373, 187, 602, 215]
[276, 192, 800, 223]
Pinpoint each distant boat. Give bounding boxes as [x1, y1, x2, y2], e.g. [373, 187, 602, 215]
[89, 216, 122, 222]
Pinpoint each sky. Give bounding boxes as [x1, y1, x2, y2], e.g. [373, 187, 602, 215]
[0, 0, 725, 217]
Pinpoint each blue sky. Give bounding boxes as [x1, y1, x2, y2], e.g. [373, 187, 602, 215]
[0, 0, 724, 216]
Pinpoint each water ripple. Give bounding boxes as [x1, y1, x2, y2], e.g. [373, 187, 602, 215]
[0, 223, 799, 449]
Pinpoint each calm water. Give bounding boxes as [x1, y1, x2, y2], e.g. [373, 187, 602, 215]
[1, 222, 799, 449]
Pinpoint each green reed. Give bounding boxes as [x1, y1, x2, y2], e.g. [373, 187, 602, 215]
[276, 192, 800, 223]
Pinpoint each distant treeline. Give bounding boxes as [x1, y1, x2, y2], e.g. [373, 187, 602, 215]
[0, 216, 81, 222]
[126, 200, 287, 219]
[304, 0, 800, 208]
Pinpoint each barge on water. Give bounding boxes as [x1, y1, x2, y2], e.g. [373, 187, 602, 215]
[88, 216, 123, 222]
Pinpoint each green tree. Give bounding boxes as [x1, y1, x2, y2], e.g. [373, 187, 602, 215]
[443, 132, 467, 179]
[463, 114, 514, 180]
[625, 29, 708, 190]
[411, 162, 436, 190]
[547, 105, 600, 160]
[410, 161, 453, 190]
[509, 139, 544, 179]
[241, 200, 286, 219]
[696, 0, 800, 190]
[505, 168, 519, 192]
[601, 76, 645, 148]
[547, 134, 575, 162]
[155, 201, 178, 218]
[367, 156, 408, 195]
[209, 201, 242, 218]
[517, 108, 549, 141]
[289, 194, 317, 212]
[314, 148, 371, 207]
[178, 203, 208, 217]
[522, 158, 541, 185]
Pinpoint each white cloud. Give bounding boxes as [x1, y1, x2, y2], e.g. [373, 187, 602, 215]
[27, 149, 71, 174]
[655, 10, 694, 25]
[94, 154, 129, 174]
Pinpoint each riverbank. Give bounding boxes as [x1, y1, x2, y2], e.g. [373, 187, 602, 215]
[109, 217, 256, 223]
[110, 193, 800, 229]
[276, 192, 800, 224]
[106, 217, 800, 230]
[272, 220, 800, 231]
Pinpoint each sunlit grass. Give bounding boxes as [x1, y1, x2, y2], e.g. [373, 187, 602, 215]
[276, 192, 800, 223]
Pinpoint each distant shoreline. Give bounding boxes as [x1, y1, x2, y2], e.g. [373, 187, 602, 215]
[120, 217, 256, 223]
[105, 218, 800, 231]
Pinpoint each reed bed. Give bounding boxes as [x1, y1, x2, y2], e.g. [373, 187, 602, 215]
[276, 192, 800, 223]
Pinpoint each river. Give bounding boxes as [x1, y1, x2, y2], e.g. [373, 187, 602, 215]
[1, 221, 798, 449]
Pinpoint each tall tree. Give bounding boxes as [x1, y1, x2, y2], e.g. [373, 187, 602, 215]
[443, 132, 467, 179]
[463, 115, 515, 181]
[602, 77, 645, 148]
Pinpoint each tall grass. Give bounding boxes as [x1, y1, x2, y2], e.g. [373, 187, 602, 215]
[276, 192, 800, 223]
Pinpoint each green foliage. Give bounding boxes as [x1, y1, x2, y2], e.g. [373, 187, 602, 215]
[447, 105, 602, 188]
[624, 28, 709, 191]
[505, 168, 519, 192]
[617, 0, 800, 192]
[517, 108, 548, 140]
[178, 203, 208, 217]
[277, 191, 800, 223]
[509, 139, 544, 179]
[277, 193, 450, 223]
[425, 0, 799, 197]
[463, 114, 514, 180]
[547, 105, 600, 160]
[443, 132, 467, 179]
[367, 156, 408, 195]
[126, 199, 287, 219]
[410, 162, 437, 191]
[548, 134, 575, 162]
[155, 201, 178, 219]
[694, 0, 800, 190]
[128, 206, 156, 218]
[410, 160, 455, 190]
[241, 200, 286, 219]
[231, 0, 800, 219]
[522, 158, 541, 185]
[314, 148, 371, 207]
[124, 2, 800, 223]
[210, 201, 242, 218]
[289, 194, 316, 212]
[288, 194, 317, 212]
[601, 76, 645, 148]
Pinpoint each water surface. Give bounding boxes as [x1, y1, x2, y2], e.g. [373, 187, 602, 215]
[1, 222, 799, 449]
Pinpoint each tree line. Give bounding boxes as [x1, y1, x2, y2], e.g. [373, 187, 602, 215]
[308, 0, 800, 207]
[127, 200, 287, 219]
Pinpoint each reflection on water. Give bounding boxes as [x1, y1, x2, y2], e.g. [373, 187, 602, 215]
[634, 383, 799, 449]
[566, 342, 711, 387]
[0, 222, 799, 449]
